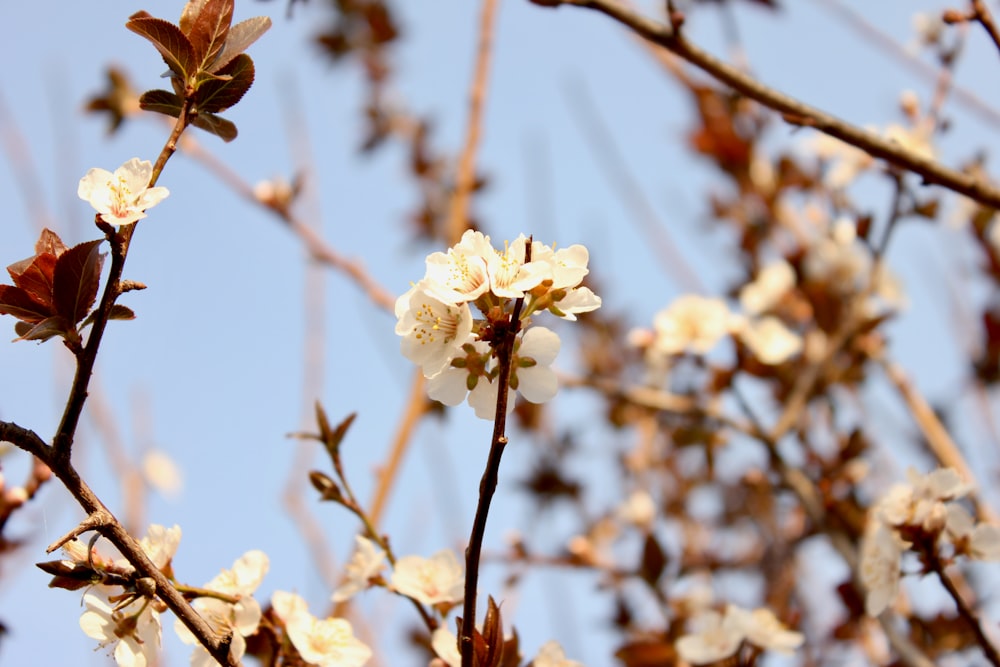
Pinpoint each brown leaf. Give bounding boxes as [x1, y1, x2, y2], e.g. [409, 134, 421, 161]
[34, 228, 68, 256]
[6, 254, 56, 309]
[481, 596, 505, 667]
[126, 15, 197, 80]
[107, 304, 136, 321]
[638, 534, 668, 586]
[53, 240, 104, 325]
[195, 54, 254, 114]
[0, 285, 52, 324]
[185, 0, 233, 71]
[139, 89, 184, 119]
[191, 111, 238, 142]
[14, 316, 72, 343]
[211, 16, 271, 73]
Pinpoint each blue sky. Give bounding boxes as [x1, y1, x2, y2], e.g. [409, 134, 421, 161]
[1, 0, 997, 665]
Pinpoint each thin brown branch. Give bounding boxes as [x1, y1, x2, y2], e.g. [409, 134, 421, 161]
[460, 272, 526, 667]
[925, 541, 1000, 666]
[181, 138, 396, 312]
[542, 0, 1000, 209]
[562, 79, 705, 294]
[447, 0, 500, 246]
[877, 356, 998, 524]
[813, 0, 1000, 128]
[971, 0, 1000, 59]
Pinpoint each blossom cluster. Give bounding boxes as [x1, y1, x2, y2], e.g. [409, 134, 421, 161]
[332, 536, 464, 609]
[860, 467, 1000, 616]
[675, 603, 804, 665]
[395, 230, 601, 419]
[61, 524, 274, 667]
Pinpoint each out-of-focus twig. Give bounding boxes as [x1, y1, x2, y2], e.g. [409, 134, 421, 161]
[181, 137, 395, 312]
[878, 356, 998, 524]
[541, 0, 1000, 209]
[563, 79, 705, 294]
[447, 0, 500, 246]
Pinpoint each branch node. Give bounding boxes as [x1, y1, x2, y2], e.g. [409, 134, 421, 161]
[46, 510, 113, 553]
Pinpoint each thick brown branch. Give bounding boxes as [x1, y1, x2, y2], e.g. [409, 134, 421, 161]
[543, 0, 1000, 208]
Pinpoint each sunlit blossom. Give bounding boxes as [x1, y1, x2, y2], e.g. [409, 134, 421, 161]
[423, 229, 493, 303]
[652, 295, 736, 356]
[675, 607, 744, 664]
[331, 535, 387, 602]
[77, 158, 169, 226]
[80, 585, 161, 667]
[736, 316, 803, 365]
[175, 550, 268, 667]
[859, 522, 904, 616]
[395, 282, 474, 378]
[739, 260, 794, 315]
[533, 640, 584, 667]
[391, 549, 464, 606]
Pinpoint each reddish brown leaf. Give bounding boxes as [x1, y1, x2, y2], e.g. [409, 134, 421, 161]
[638, 534, 668, 586]
[0, 285, 51, 323]
[108, 305, 136, 321]
[139, 89, 184, 119]
[34, 228, 68, 256]
[7, 253, 57, 306]
[186, 0, 233, 71]
[481, 596, 504, 667]
[53, 240, 104, 325]
[191, 111, 237, 142]
[195, 54, 254, 114]
[126, 15, 197, 80]
[211, 16, 271, 73]
[15, 316, 72, 343]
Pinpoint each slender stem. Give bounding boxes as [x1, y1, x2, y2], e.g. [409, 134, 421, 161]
[460, 284, 528, 666]
[544, 0, 1000, 209]
[447, 0, 500, 246]
[51, 101, 192, 465]
[924, 541, 1000, 667]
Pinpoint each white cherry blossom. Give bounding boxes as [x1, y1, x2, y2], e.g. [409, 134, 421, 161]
[175, 550, 268, 667]
[395, 282, 474, 378]
[80, 586, 161, 667]
[423, 229, 493, 303]
[739, 260, 794, 315]
[331, 535, 387, 602]
[391, 549, 464, 606]
[78, 158, 169, 226]
[737, 316, 803, 365]
[652, 295, 736, 356]
[533, 640, 584, 667]
[675, 607, 745, 664]
[859, 522, 904, 616]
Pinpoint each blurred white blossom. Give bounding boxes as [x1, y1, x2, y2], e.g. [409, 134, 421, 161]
[332, 535, 387, 603]
[391, 549, 464, 606]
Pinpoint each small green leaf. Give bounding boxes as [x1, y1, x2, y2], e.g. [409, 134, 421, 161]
[126, 15, 197, 81]
[191, 111, 238, 142]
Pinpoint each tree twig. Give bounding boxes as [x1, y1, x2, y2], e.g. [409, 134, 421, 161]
[539, 0, 1000, 208]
